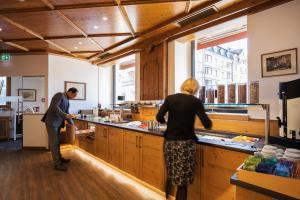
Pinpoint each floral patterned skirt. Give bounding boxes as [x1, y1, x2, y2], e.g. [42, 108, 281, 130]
[163, 139, 196, 186]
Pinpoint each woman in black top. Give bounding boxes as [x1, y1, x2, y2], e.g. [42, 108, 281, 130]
[156, 78, 212, 200]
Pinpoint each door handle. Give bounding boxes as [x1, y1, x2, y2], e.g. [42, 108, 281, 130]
[136, 136, 138, 147]
[139, 136, 142, 148]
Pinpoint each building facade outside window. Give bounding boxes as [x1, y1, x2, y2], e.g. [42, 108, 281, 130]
[194, 38, 248, 103]
[114, 55, 136, 104]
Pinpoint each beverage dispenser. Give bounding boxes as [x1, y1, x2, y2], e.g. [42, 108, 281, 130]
[277, 78, 300, 140]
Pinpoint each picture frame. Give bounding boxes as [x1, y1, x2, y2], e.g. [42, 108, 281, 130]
[261, 48, 298, 77]
[64, 81, 86, 100]
[18, 89, 36, 102]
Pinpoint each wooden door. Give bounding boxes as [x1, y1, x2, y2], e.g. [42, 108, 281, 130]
[95, 125, 108, 161]
[123, 130, 140, 177]
[107, 127, 123, 169]
[140, 134, 165, 191]
[140, 42, 166, 100]
[187, 144, 201, 200]
[0, 117, 9, 140]
[200, 145, 249, 200]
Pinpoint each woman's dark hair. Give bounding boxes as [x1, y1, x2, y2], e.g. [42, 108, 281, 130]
[67, 87, 78, 93]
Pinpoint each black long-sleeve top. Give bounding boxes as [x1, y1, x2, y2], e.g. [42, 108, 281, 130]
[156, 93, 212, 141]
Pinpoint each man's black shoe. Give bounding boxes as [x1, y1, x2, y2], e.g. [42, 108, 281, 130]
[61, 157, 71, 163]
[54, 164, 67, 171]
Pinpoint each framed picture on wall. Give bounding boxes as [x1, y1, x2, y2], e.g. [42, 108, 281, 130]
[64, 81, 86, 100]
[18, 89, 36, 102]
[261, 48, 298, 77]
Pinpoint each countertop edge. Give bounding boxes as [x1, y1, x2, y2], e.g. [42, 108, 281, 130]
[75, 118, 256, 154]
[230, 174, 298, 200]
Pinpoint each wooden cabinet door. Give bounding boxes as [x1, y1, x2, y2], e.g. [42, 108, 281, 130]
[74, 119, 88, 130]
[0, 117, 9, 140]
[187, 144, 201, 200]
[200, 146, 249, 200]
[123, 130, 140, 177]
[85, 136, 96, 155]
[95, 125, 108, 161]
[140, 134, 165, 191]
[107, 127, 123, 168]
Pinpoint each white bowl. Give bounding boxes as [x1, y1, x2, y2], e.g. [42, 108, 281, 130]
[263, 145, 277, 151]
[285, 148, 300, 154]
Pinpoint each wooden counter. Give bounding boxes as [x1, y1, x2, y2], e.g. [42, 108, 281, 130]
[72, 119, 250, 199]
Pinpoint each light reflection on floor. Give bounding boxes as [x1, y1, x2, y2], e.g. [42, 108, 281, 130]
[72, 148, 165, 200]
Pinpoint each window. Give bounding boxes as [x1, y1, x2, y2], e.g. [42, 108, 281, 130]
[0, 77, 7, 106]
[114, 55, 136, 104]
[194, 38, 248, 88]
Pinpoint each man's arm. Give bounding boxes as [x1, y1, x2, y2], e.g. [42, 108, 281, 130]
[49, 93, 68, 119]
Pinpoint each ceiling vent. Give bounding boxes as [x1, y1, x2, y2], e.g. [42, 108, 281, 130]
[176, 6, 218, 27]
[98, 52, 110, 59]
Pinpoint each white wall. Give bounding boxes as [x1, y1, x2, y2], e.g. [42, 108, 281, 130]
[98, 65, 113, 109]
[48, 55, 98, 114]
[175, 41, 192, 93]
[248, 0, 300, 119]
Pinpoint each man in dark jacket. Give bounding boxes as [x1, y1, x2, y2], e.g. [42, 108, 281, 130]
[42, 87, 78, 171]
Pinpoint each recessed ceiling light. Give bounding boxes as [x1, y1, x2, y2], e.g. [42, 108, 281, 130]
[18, 0, 26, 2]
[0, 28, 2, 31]
[102, 17, 108, 21]
[93, 25, 99, 30]
[74, 46, 78, 50]
[78, 41, 83, 45]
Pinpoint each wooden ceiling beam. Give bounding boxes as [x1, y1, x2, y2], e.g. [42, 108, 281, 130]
[2, 33, 133, 43]
[114, 0, 136, 37]
[0, 14, 76, 56]
[88, 0, 219, 60]
[0, 0, 200, 14]
[40, 0, 104, 52]
[185, 0, 192, 13]
[0, 39, 29, 51]
[3, 42, 29, 51]
[93, 0, 290, 65]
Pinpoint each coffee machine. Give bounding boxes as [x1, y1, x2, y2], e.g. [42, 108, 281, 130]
[277, 78, 300, 140]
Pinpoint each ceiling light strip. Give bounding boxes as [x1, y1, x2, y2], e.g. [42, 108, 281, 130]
[0, 15, 44, 40]
[4, 42, 29, 51]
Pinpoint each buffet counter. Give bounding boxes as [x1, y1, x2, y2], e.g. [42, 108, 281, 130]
[69, 117, 264, 200]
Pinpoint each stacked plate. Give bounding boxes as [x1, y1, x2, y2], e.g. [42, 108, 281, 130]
[283, 148, 300, 161]
[261, 145, 277, 158]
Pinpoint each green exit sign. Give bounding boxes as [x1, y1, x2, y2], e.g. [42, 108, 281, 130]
[0, 54, 11, 61]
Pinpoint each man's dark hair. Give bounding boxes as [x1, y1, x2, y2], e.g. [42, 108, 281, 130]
[67, 87, 78, 93]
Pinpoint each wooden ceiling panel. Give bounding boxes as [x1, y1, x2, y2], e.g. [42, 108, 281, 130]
[139, 24, 177, 40]
[92, 36, 130, 49]
[124, 2, 186, 32]
[50, 38, 100, 51]
[191, 0, 212, 10]
[12, 40, 61, 51]
[0, 42, 19, 51]
[4, 11, 81, 37]
[0, 19, 35, 39]
[62, 7, 130, 34]
[0, 0, 47, 10]
[49, 0, 114, 6]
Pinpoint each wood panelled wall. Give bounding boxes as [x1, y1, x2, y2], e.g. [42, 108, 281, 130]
[132, 107, 279, 137]
[140, 42, 167, 100]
